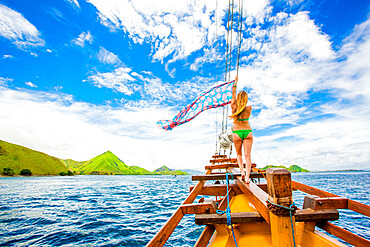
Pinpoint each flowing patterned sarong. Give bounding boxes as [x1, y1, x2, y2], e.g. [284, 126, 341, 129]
[157, 80, 234, 131]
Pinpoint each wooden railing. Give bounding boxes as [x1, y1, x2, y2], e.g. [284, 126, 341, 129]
[293, 181, 370, 247]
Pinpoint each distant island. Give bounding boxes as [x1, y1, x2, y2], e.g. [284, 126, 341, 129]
[311, 169, 367, 172]
[260, 165, 309, 173]
[0, 140, 188, 176]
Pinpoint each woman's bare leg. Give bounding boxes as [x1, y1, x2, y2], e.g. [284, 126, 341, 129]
[233, 133, 244, 179]
[243, 133, 253, 184]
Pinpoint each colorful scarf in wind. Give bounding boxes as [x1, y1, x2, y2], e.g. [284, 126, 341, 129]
[157, 80, 234, 131]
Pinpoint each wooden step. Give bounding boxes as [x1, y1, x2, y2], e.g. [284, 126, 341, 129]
[294, 209, 339, 222]
[205, 163, 239, 170]
[195, 209, 339, 225]
[189, 184, 242, 196]
[195, 212, 264, 225]
[192, 172, 265, 181]
[210, 158, 237, 164]
[212, 155, 227, 159]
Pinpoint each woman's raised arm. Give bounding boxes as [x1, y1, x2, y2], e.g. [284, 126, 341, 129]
[231, 76, 238, 113]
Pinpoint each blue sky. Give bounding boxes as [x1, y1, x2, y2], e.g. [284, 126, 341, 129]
[0, 0, 369, 171]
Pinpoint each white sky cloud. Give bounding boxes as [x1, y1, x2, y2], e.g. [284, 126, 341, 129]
[86, 67, 136, 95]
[71, 31, 93, 47]
[97, 47, 122, 65]
[244, 0, 271, 24]
[0, 4, 45, 51]
[87, 0, 225, 62]
[0, 77, 12, 86]
[25, 81, 37, 88]
[86, 66, 213, 103]
[2, 54, 13, 59]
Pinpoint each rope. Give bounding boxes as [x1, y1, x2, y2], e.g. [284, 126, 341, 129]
[227, 0, 235, 82]
[215, 0, 219, 154]
[219, 0, 243, 150]
[221, 0, 232, 135]
[224, 0, 232, 83]
[236, 0, 243, 76]
[225, 0, 235, 129]
[266, 198, 297, 247]
[216, 173, 239, 247]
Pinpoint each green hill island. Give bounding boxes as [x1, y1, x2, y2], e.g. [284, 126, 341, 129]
[261, 165, 309, 173]
[0, 140, 188, 176]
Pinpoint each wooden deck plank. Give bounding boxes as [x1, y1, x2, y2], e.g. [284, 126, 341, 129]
[192, 172, 265, 181]
[205, 163, 239, 170]
[312, 197, 348, 210]
[189, 184, 242, 196]
[195, 208, 339, 225]
[294, 209, 339, 221]
[209, 158, 237, 164]
[195, 211, 264, 225]
[180, 203, 216, 215]
[212, 155, 227, 159]
[236, 177, 270, 224]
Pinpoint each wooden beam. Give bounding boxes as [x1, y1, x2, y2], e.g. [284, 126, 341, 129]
[212, 155, 227, 159]
[348, 199, 370, 217]
[194, 225, 215, 247]
[146, 208, 184, 247]
[180, 203, 216, 215]
[183, 180, 205, 204]
[317, 222, 370, 247]
[205, 163, 239, 170]
[236, 177, 270, 224]
[195, 211, 264, 225]
[292, 180, 337, 197]
[189, 184, 242, 196]
[209, 158, 237, 164]
[266, 168, 294, 247]
[294, 209, 339, 222]
[293, 181, 370, 217]
[305, 196, 348, 210]
[146, 180, 204, 247]
[219, 188, 236, 210]
[192, 172, 265, 181]
[194, 189, 236, 247]
[257, 183, 268, 193]
[194, 207, 339, 225]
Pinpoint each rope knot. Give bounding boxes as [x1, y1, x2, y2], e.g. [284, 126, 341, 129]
[266, 199, 297, 216]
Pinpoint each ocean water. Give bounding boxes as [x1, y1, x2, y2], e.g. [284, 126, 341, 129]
[0, 172, 369, 246]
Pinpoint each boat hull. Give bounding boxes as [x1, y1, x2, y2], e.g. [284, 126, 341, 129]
[208, 194, 346, 247]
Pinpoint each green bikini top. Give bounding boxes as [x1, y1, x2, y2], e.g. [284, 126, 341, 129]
[237, 118, 249, 121]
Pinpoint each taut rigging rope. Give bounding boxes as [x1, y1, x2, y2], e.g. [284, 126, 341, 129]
[217, 0, 244, 154]
[236, 0, 244, 77]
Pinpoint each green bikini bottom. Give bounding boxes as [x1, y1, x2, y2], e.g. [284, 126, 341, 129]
[232, 129, 252, 140]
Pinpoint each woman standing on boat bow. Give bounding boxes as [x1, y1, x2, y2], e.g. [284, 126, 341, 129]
[229, 75, 253, 183]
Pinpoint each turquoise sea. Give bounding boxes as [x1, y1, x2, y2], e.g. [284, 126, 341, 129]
[0, 172, 369, 246]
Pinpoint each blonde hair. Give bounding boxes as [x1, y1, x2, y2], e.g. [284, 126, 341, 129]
[229, 91, 248, 123]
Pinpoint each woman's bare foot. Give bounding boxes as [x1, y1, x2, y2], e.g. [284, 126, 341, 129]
[240, 169, 245, 180]
[245, 172, 250, 183]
